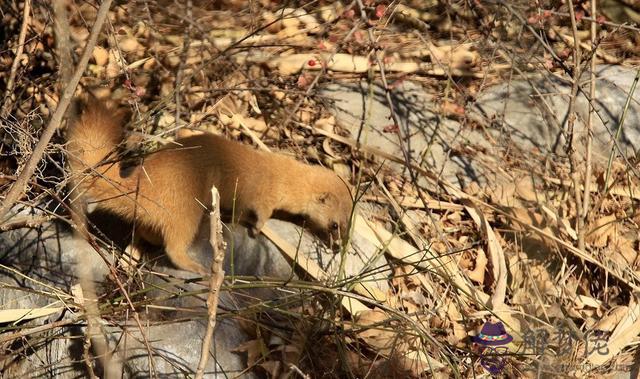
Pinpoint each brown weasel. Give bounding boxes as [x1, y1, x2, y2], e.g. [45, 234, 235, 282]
[67, 99, 352, 274]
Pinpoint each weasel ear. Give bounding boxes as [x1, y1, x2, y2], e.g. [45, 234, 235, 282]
[317, 192, 331, 204]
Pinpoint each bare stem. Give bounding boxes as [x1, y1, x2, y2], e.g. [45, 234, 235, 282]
[566, 0, 584, 244]
[578, 0, 597, 251]
[52, 0, 73, 90]
[195, 187, 226, 378]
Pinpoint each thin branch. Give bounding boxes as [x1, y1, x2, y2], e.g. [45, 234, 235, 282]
[578, 0, 597, 251]
[565, 0, 584, 244]
[195, 186, 226, 378]
[1, 0, 31, 118]
[0, 215, 54, 231]
[52, 0, 73, 90]
[0, 0, 113, 222]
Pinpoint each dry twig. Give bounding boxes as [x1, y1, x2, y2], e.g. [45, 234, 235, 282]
[195, 187, 226, 378]
[578, 0, 597, 251]
[52, 0, 73, 89]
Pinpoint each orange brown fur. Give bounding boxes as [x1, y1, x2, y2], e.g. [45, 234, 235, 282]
[67, 99, 352, 274]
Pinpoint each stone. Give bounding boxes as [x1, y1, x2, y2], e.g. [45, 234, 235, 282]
[320, 80, 494, 188]
[472, 64, 640, 162]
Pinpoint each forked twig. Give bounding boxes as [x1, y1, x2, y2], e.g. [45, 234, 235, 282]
[195, 187, 226, 378]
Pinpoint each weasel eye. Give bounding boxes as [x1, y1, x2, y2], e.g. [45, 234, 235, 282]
[331, 222, 339, 230]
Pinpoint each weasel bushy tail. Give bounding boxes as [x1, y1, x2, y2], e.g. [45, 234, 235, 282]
[66, 98, 130, 206]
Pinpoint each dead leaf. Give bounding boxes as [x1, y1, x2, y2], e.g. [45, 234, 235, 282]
[466, 248, 487, 284]
[119, 36, 141, 53]
[586, 214, 618, 248]
[314, 116, 335, 132]
[92, 46, 109, 66]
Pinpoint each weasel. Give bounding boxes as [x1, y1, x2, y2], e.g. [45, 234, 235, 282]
[66, 99, 353, 274]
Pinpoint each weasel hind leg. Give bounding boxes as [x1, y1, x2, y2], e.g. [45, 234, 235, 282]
[164, 242, 207, 274]
[247, 205, 273, 237]
[163, 225, 207, 274]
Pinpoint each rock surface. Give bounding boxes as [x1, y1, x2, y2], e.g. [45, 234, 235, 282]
[321, 66, 640, 191]
[473, 64, 640, 161]
[321, 80, 494, 188]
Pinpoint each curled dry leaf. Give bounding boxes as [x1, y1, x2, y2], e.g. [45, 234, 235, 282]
[276, 26, 305, 41]
[119, 36, 141, 53]
[242, 116, 268, 133]
[585, 296, 640, 366]
[70, 26, 89, 43]
[314, 115, 335, 132]
[290, 8, 321, 31]
[591, 306, 629, 332]
[466, 248, 487, 284]
[279, 12, 302, 29]
[446, 302, 467, 344]
[263, 9, 304, 33]
[318, 3, 344, 23]
[355, 310, 396, 353]
[92, 46, 109, 66]
[586, 214, 618, 248]
[142, 57, 156, 70]
[106, 48, 125, 78]
[489, 175, 537, 207]
[322, 138, 337, 158]
[355, 309, 439, 373]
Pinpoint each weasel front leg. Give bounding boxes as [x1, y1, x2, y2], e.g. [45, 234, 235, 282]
[120, 243, 143, 274]
[247, 204, 273, 238]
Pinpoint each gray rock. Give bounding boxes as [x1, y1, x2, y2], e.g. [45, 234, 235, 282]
[473, 65, 640, 162]
[322, 67, 640, 192]
[320, 80, 494, 188]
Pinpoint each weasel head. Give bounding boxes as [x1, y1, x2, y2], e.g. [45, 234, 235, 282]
[307, 174, 353, 246]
